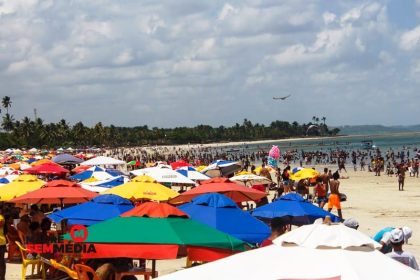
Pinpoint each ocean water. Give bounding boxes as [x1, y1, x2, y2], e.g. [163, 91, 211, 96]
[227, 132, 420, 153]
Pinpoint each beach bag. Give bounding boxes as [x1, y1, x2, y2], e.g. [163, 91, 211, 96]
[339, 193, 347, 202]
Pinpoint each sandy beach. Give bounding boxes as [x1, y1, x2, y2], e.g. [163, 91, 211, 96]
[5, 166, 420, 279]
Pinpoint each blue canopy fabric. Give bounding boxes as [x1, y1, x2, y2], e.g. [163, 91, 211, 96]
[48, 194, 134, 226]
[96, 176, 126, 188]
[52, 153, 83, 164]
[178, 193, 270, 244]
[251, 193, 341, 225]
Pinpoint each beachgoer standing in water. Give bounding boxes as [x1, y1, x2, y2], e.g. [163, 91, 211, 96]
[328, 171, 342, 220]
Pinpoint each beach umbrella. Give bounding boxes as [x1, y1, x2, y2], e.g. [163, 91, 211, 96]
[176, 166, 210, 181]
[70, 166, 115, 181]
[81, 176, 128, 193]
[10, 179, 97, 205]
[25, 162, 69, 175]
[156, 223, 420, 280]
[0, 174, 18, 185]
[178, 193, 270, 244]
[252, 193, 341, 225]
[170, 160, 191, 170]
[169, 177, 266, 204]
[48, 194, 134, 226]
[290, 168, 320, 181]
[30, 158, 55, 166]
[52, 153, 83, 164]
[0, 167, 17, 176]
[80, 156, 126, 166]
[103, 175, 179, 201]
[131, 167, 196, 185]
[72, 165, 90, 173]
[0, 175, 45, 201]
[230, 173, 272, 186]
[201, 160, 242, 178]
[64, 202, 247, 261]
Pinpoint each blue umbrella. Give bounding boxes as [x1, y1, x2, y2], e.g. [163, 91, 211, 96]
[70, 166, 116, 181]
[52, 153, 83, 164]
[201, 160, 241, 177]
[252, 193, 341, 225]
[48, 194, 134, 226]
[178, 193, 270, 244]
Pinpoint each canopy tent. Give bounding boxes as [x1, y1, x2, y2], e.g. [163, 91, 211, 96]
[176, 166, 210, 181]
[131, 167, 196, 185]
[80, 156, 126, 166]
[201, 160, 242, 178]
[48, 194, 134, 226]
[52, 153, 83, 164]
[179, 193, 270, 244]
[103, 175, 179, 201]
[10, 179, 97, 204]
[156, 223, 420, 280]
[169, 177, 266, 204]
[252, 193, 341, 225]
[0, 175, 45, 201]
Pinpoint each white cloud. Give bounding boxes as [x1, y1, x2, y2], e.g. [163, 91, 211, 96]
[399, 25, 420, 50]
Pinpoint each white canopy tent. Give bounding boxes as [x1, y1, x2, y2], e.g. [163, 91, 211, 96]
[80, 156, 126, 166]
[131, 167, 197, 185]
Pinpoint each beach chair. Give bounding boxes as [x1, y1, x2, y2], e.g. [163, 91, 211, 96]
[15, 241, 46, 280]
[6, 235, 21, 262]
[74, 264, 100, 280]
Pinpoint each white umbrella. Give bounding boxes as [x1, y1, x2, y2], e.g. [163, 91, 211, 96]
[156, 224, 420, 280]
[131, 167, 197, 185]
[230, 174, 272, 186]
[176, 166, 210, 181]
[274, 223, 380, 250]
[81, 156, 126, 166]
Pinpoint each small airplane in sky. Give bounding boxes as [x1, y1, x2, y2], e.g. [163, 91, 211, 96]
[272, 94, 291, 100]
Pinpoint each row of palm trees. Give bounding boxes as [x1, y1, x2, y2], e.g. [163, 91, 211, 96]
[0, 97, 340, 148]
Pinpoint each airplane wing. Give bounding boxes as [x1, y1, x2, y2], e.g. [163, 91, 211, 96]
[273, 94, 291, 100]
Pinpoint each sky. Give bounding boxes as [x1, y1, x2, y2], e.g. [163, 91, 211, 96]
[0, 0, 419, 128]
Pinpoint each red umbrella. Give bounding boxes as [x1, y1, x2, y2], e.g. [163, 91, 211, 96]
[170, 160, 191, 170]
[71, 165, 90, 174]
[10, 179, 98, 204]
[169, 177, 267, 204]
[25, 162, 69, 175]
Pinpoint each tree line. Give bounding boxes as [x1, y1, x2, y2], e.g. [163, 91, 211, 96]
[0, 96, 340, 149]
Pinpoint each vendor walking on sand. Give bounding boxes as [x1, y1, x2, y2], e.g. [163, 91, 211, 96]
[328, 171, 343, 220]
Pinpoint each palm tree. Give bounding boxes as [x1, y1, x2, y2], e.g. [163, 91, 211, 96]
[2, 113, 14, 132]
[2, 96, 12, 114]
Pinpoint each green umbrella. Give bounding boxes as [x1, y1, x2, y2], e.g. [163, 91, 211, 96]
[63, 202, 246, 259]
[127, 160, 136, 165]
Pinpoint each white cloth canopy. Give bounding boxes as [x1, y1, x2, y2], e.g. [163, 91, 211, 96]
[81, 156, 126, 166]
[157, 223, 420, 280]
[230, 174, 272, 186]
[131, 167, 196, 185]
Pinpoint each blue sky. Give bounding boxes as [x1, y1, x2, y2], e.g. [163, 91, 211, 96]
[0, 0, 419, 127]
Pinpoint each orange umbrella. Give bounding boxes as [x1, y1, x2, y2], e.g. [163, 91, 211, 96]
[31, 159, 56, 166]
[10, 179, 97, 204]
[169, 177, 266, 204]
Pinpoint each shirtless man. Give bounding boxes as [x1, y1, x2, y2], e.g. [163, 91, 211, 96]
[320, 168, 330, 193]
[327, 171, 342, 220]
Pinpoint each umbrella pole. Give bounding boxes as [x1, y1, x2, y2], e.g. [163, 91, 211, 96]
[152, 259, 156, 278]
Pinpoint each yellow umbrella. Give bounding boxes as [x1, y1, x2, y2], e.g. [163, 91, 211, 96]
[254, 166, 273, 175]
[0, 174, 45, 201]
[195, 165, 207, 172]
[235, 170, 252, 176]
[82, 177, 98, 183]
[103, 175, 179, 201]
[289, 168, 320, 181]
[31, 159, 54, 166]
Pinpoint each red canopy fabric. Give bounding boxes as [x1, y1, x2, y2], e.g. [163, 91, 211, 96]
[170, 160, 191, 170]
[72, 165, 90, 173]
[121, 202, 188, 218]
[10, 179, 97, 204]
[169, 177, 266, 204]
[25, 163, 69, 175]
